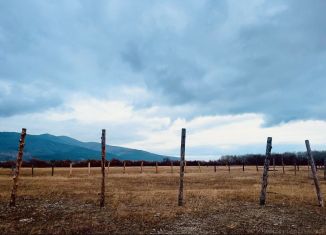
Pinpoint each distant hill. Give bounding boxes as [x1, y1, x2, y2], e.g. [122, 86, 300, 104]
[0, 132, 176, 162]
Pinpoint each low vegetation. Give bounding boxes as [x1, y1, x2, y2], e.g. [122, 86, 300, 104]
[0, 166, 325, 234]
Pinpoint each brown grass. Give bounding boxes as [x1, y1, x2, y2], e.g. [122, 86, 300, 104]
[0, 165, 325, 234]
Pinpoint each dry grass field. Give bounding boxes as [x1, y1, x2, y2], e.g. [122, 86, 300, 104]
[1, 165, 326, 234]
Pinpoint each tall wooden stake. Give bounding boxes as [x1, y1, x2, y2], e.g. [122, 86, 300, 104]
[259, 137, 272, 206]
[282, 156, 285, 174]
[156, 162, 158, 174]
[171, 161, 173, 173]
[242, 159, 245, 172]
[141, 161, 143, 174]
[69, 163, 72, 177]
[305, 140, 324, 207]
[107, 161, 110, 174]
[294, 158, 297, 176]
[228, 161, 230, 173]
[123, 161, 126, 174]
[273, 155, 275, 175]
[198, 162, 201, 172]
[178, 128, 186, 206]
[88, 161, 91, 176]
[32, 164, 34, 177]
[100, 129, 106, 207]
[9, 128, 27, 207]
[324, 158, 326, 180]
[51, 163, 54, 176]
[214, 165, 217, 172]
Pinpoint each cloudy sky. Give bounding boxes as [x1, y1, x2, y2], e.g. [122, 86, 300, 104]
[1, 0, 326, 159]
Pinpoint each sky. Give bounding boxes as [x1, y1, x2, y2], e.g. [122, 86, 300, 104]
[1, 0, 326, 160]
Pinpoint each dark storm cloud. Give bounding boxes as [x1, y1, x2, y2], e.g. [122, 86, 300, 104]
[0, 0, 326, 124]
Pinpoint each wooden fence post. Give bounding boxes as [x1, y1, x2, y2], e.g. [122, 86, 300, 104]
[51, 163, 54, 176]
[141, 161, 143, 174]
[282, 156, 285, 174]
[123, 161, 126, 174]
[171, 161, 173, 173]
[32, 164, 34, 177]
[294, 159, 297, 176]
[184, 161, 187, 173]
[156, 162, 158, 174]
[69, 163, 72, 177]
[242, 159, 245, 172]
[107, 161, 110, 174]
[305, 140, 324, 207]
[228, 161, 230, 173]
[198, 162, 201, 173]
[178, 128, 186, 206]
[324, 158, 326, 180]
[259, 137, 272, 206]
[307, 159, 311, 178]
[214, 165, 217, 172]
[88, 161, 91, 176]
[9, 128, 27, 207]
[273, 155, 275, 175]
[100, 129, 106, 207]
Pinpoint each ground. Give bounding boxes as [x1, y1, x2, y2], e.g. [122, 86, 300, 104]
[0, 165, 325, 234]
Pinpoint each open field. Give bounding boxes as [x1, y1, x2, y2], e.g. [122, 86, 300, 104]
[1, 165, 326, 234]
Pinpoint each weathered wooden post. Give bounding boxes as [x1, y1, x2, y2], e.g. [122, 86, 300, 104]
[305, 140, 324, 207]
[324, 158, 326, 180]
[156, 162, 158, 174]
[100, 129, 106, 207]
[9, 128, 27, 207]
[228, 161, 230, 173]
[198, 162, 201, 173]
[32, 164, 34, 177]
[294, 158, 297, 176]
[123, 161, 126, 174]
[178, 128, 186, 206]
[242, 159, 245, 172]
[107, 161, 110, 174]
[282, 156, 285, 174]
[256, 157, 259, 172]
[259, 137, 272, 206]
[214, 165, 217, 172]
[51, 163, 54, 176]
[273, 155, 275, 175]
[171, 161, 173, 173]
[69, 163, 72, 177]
[88, 161, 91, 176]
[184, 160, 187, 173]
[141, 161, 143, 174]
[307, 159, 311, 178]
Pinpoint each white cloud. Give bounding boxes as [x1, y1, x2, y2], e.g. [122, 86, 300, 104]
[1, 96, 326, 159]
[2, 96, 322, 158]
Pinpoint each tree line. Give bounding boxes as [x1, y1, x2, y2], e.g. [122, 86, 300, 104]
[1, 151, 326, 168]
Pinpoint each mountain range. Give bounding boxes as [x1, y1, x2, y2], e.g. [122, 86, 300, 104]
[0, 132, 176, 162]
